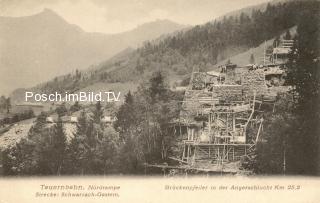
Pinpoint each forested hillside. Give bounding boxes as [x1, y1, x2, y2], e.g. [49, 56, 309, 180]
[16, 0, 320, 98]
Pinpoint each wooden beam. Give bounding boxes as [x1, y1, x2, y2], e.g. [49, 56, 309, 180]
[168, 156, 189, 164]
[255, 118, 264, 143]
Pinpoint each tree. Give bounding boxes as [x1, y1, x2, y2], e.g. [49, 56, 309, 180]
[116, 72, 182, 172]
[114, 91, 138, 137]
[51, 116, 67, 174]
[33, 115, 67, 175]
[119, 132, 144, 174]
[56, 103, 68, 116]
[5, 97, 11, 113]
[93, 101, 103, 123]
[286, 10, 320, 175]
[2, 138, 38, 175]
[273, 35, 280, 48]
[29, 112, 47, 135]
[242, 94, 297, 174]
[66, 109, 108, 175]
[70, 101, 81, 112]
[3, 113, 68, 175]
[249, 53, 255, 64]
[148, 71, 168, 104]
[0, 95, 6, 111]
[114, 91, 145, 173]
[136, 58, 145, 74]
[64, 112, 87, 174]
[96, 126, 120, 174]
[243, 8, 320, 175]
[65, 111, 89, 174]
[75, 69, 81, 80]
[284, 30, 292, 40]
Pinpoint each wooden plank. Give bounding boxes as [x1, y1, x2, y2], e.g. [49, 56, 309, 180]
[168, 156, 189, 164]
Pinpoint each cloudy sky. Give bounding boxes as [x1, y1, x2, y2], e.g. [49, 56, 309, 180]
[0, 0, 270, 34]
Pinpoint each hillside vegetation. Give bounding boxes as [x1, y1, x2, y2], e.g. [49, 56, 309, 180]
[2, 0, 319, 176]
[15, 0, 320, 100]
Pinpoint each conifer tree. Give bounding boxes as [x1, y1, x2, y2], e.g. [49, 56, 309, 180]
[64, 111, 88, 174]
[250, 53, 255, 64]
[284, 30, 292, 40]
[52, 116, 67, 174]
[93, 101, 103, 123]
[286, 10, 320, 175]
[114, 91, 137, 137]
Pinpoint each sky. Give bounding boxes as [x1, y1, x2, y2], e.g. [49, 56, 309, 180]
[0, 0, 270, 34]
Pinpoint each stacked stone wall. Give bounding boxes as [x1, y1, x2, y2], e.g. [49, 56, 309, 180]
[211, 85, 243, 102]
[241, 70, 266, 96]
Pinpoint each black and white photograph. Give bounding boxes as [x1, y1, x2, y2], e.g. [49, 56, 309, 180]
[0, 0, 319, 202]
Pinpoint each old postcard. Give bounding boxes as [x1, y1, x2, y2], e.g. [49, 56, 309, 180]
[0, 0, 319, 202]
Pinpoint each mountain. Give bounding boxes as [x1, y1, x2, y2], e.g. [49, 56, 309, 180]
[82, 0, 318, 83]
[109, 19, 189, 48]
[0, 9, 186, 95]
[10, 0, 320, 103]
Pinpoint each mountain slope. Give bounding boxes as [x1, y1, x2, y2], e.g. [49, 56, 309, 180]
[215, 26, 297, 67]
[89, 0, 318, 83]
[0, 9, 186, 95]
[215, 0, 291, 21]
[11, 0, 320, 103]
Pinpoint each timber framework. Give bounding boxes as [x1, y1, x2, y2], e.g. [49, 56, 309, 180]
[147, 39, 292, 175]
